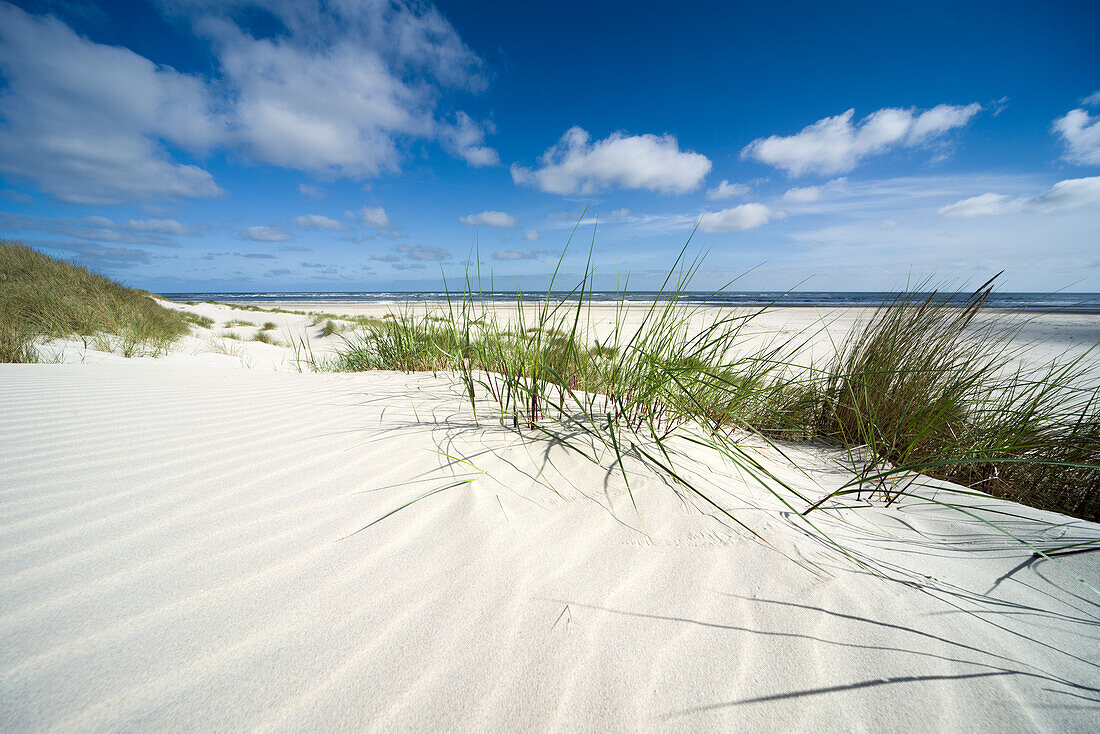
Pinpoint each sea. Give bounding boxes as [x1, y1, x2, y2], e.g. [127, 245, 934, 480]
[162, 291, 1100, 314]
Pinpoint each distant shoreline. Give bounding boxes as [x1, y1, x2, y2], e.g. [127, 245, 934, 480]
[162, 291, 1100, 314]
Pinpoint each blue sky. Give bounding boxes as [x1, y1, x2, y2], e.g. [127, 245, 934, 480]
[0, 0, 1097, 293]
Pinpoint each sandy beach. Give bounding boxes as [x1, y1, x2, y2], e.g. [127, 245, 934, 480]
[1, 300, 1098, 731]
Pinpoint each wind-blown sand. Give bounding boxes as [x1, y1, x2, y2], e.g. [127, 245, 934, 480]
[2, 303, 1098, 731]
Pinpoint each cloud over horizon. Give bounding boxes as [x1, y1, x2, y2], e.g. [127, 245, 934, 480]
[244, 226, 292, 242]
[698, 203, 784, 232]
[511, 127, 711, 195]
[460, 210, 516, 227]
[741, 104, 982, 176]
[939, 176, 1100, 217]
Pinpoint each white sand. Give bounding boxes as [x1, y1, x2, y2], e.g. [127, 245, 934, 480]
[2, 303, 1099, 731]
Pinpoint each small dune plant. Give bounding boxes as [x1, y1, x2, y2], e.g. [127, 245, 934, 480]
[181, 313, 215, 329]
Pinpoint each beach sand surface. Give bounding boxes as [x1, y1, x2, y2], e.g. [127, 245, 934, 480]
[2, 303, 1098, 731]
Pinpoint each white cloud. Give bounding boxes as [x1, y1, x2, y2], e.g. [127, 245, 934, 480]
[608, 208, 630, 219]
[511, 127, 712, 195]
[782, 178, 846, 203]
[121, 218, 188, 235]
[396, 243, 450, 261]
[938, 193, 1019, 217]
[939, 177, 1100, 217]
[1081, 90, 1100, 107]
[783, 185, 823, 203]
[298, 183, 324, 198]
[0, 213, 186, 244]
[706, 180, 750, 200]
[741, 103, 981, 176]
[440, 111, 500, 167]
[0, 5, 224, 204]
[698, 204, 784, 232]
[294, 214, 343, 230]
[349, 206, 391, 228]
[525, 229, 540, 241]
[244, 226, 292, 242]
[0, 2, 491, 204]
[493, 249, 536, 260]
[1052, 108, 1100, 165]
[460, 210, 516, 227]
[190, 1, 488, 176]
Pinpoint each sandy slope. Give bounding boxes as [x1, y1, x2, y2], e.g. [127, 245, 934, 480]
[1, 349, 1098, 731]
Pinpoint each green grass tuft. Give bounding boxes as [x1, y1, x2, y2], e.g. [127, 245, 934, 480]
[181, 312, 215, 329]
[333, 247, 1099, 524]
[1, 240, 189, 361]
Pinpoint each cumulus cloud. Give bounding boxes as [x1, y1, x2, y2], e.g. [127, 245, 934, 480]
[370, 253, 400, 262]
[741, 104, 981, 176]
[0, 4, 224, 204]
[698, 204, 784, 232]
[511, 127, 712, 195]
[182, 1, 488, 177]
[460, 210, 516, 227]
[244, 225, 292, 241]
[298, 183, 324, 198]
[706, 180, 750, 200]
[524, 229, 540, 241]
[440, 111, 500, 167]
[294, 214, 343, 230]
[938, 177, 1100, 217]
[0, 2, 491, 204]
[349, 206, 391, 228]
[1052, 107, 1100, 166]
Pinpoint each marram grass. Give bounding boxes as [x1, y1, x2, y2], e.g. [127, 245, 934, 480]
[333, 245, 1099, 532]
[0, 241, 190, 361]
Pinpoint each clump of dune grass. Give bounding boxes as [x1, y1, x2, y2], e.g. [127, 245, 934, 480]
[251, 329, 280, 345]
[181, 312, 214, 329]
[786, 279, 1100, 521]
[224, 318, 254, 328]
[319, 320, 339, 337]
[334, 231, 1100, 541]
[261, 321, 277, 331]
[0, 240, 189, 361]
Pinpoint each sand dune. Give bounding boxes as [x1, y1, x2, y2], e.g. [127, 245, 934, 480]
[2, 350, 1098, 731]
